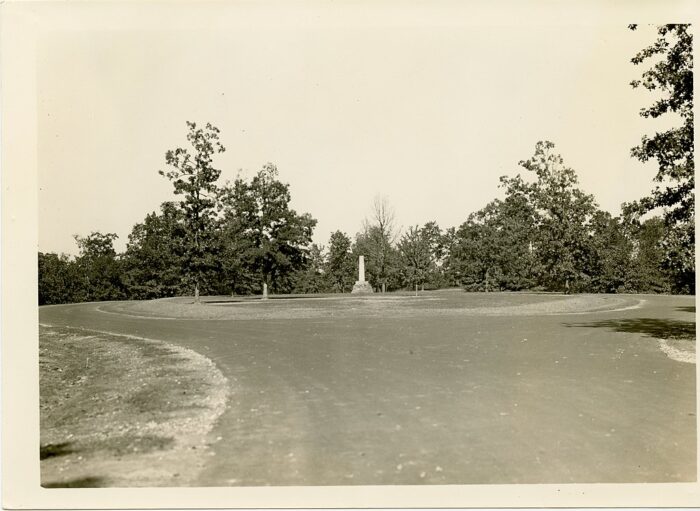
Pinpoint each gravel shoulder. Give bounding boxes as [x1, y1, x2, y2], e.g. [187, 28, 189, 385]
[39, 324, 228, 487]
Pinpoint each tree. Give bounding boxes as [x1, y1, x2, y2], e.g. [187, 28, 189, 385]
[586, 211, 636, 293]
[634, 216, 674, 293]
[629, 24, 694, 293]
[419, 221, 450, 288]
[398, 226, 433, 290]
[291, 243, 329, 294]
[449, 193, 538, 292]
[159, 121, 225, 303]
[396, 222, 448, 290]
[326, 231, 356, 293]
[122, 202, 187, 299]
[72, 232, 125, 301]
[501, 141, 598, 292]
[218, 163, 317, 293]
[441, 226, 463, 287]
[38, 252, 73, 305]
[629, 24, 693, 223]
[358, 195, 399, 292]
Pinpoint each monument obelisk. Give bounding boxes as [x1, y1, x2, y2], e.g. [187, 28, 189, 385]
[351, 255, 373, 294]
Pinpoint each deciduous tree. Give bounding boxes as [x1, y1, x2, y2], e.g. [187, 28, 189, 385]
[218, 164, 317, 293]
[358, 195, 399, 292]
[159, 121, 225, 302]
[72, 232, 125, 301]
[122, 202, 187, 299]
[326, 231, 355, 293]
[501, 141, 597, 292]
[629, 24, 694, 293]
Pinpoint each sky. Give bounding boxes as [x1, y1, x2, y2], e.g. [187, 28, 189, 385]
[37, 8, 673, 256]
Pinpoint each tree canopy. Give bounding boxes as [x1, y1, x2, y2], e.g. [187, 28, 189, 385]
[629, 24, 694, 293]
[218, 164, 317, 293]
[40, 38, 696, 309]
[159, 121, 225, 302]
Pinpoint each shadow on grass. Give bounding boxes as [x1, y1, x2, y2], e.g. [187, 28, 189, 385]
[40, 442, 74, 460]
[677, 306, 696, 314]
[566, 318, 695, 341]
[43, 476, 105, 488]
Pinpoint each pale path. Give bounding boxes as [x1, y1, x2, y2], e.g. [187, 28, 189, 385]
[39, 294, 696, 485]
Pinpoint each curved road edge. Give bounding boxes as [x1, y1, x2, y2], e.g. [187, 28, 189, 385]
[39, 322, 230, 487]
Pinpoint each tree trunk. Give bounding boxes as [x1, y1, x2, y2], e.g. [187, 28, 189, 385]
[194, 282, 200, 304]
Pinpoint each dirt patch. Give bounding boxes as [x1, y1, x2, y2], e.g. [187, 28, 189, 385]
[658, 339, 695, 364]
[39, 324, 228, 487]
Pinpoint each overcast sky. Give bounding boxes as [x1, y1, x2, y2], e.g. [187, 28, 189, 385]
[37, 8, 672, 256]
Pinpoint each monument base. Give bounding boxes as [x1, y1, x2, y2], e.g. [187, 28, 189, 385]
[351, 281, 374, 294]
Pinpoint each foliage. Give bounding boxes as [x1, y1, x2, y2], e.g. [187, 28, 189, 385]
[440, 227, 463, 287]
[38, 252, 77, 305]
[159, 121, 225, 301]
[658, 219, 694, 294]
[449, 193, 539, 292]
[326, 231, 356, 293]
[291, 244, 329, 294]
[586, 211, 636, 293]
[39, 98, 696, 303]
[218, 163, 317, 293]
[397, 222, 447, 290]
[630, 216, 674, 293]
[629, 24, 694, 293]
[354, 226, 401, 292]
[397, 226, 433, 289]
[121, 202, 188, 299]
[501, 141, 598, 292]
[629, 24, 694, 223]
[72, 232, 126, 301]
[356, 196, 400, 292]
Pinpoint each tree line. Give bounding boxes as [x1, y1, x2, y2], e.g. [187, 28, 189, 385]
[39, 25, 694, 304]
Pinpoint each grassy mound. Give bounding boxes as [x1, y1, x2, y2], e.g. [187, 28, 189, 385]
[100, 291, 642, 321]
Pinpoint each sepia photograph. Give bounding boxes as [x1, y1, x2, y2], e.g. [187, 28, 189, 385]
[2, 0, 698, 508]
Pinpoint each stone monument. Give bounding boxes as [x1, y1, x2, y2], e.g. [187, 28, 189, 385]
[351, 255, 374, 294]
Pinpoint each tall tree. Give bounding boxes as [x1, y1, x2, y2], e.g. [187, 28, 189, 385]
[501, 141, 598, 292]
[159, 121, 225, 303]
[441, 226, 463, 287]
[358, 195, 399, 292]
[398, 225, 433, 290]
[218, 163, 317, 293]
[326, 231, 355, 293]
[420, 221, 449, 288]
[629, 24, 694, 293]
[629, 24, 693, 223]
[634, 216, 674, 293]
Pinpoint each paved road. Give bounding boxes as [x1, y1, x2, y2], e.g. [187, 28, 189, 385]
[40, 294, 696, 485]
